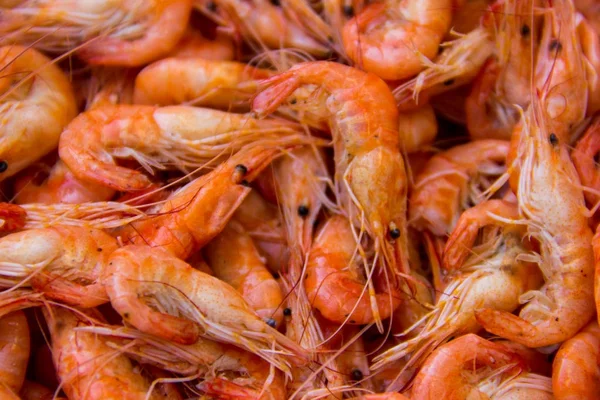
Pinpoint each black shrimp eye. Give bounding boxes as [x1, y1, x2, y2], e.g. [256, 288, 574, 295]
[389, 228, 401, 239]
[0, 161, 7, 173]
[298, 205, 309, 217]
[549, 39, 562, 52]
[283, 307, 292, 316]
[265, 318, 277, 328]
[235, 164, 248, 176]
[520, 24, 530, 37]
[270, 0, 281, 6]
[443, 78, 455, 86]
[343, 5, 354, 17]
[239, 180, 250, 187]
[351, 369, 363, 381]
[549, 133, 559, 146]
[206, 1, 217, 11]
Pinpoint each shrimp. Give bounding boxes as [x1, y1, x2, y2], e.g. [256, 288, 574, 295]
[475, 81, 595, 348]
[77, 324, 287, 400]
[103, 245, 306, 376]
[13, 159, 115, 204]
[43, 306, 163, 400]
[0, 45, 77, 182]
[575, 0, 600, 34]
[196, 0, 329, 56]
[372, 200, 542, 380]
[203, 220, 284, 327]
[552, 320, 600, 399]
[392, 26, 493, 111]
[58, 104, 302, 191]
[0, 311, 30, 394]
[489, 372, 554, 400]
[342, 0, 453, 80]
[1, 0, 193, 66]
[349, 395, 410, 400]
[534, 0, 588, 141]
[409, 139, 510, 237]
[466, 58, 521, 140]
[398, 105, 438, 153]
[166, 27, 236, 60]
[306, 215, 402, 325]
[253, 61, 410, 293]
[0, 226, 118, 307]
[120, 141, 307, 260]
[410, 334, 524, 400]
[572, 116, 600, 207]
[133, 58, 272, 110]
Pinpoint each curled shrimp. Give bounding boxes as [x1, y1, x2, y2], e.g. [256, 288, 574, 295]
[1, 0, 193, 66]
[306, 215, 401, 325]
[203, 220, 284, 327]
[411, 334, 524, 400]
[0, 311, 30, 395]
[133, 58, 272, 110]
[0, 45, 77, 182]
[552, 320, 600, 399]
[476, 82, 595, 348]
[342, 0, 453, 80]
[372, 200, 542, 380]
[577, 12, 600, 116]
[78, 324, 287, 400]
[392, 26, 493, 111]
[120, 141, 309, 259]
[409, 139, 510, 237]
[0, 226, 118, 307]
[43, 306, 163, 400]
[103, 245, 306, 376]
[58, 104, 302, 191]
[253, 61, 410, 292]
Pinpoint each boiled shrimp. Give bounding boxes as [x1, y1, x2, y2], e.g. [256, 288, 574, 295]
[393, 26, 493, 111]
[104, 245, 306, 376]
[120, 141, 311, 260]
[203, 220, 284, 327]
[410, 334, 524, 400]
[58, 104, 302, 191]
[133, 58, 273, 110]
[552, 320, 600, 399]
[534, 0, 588, 141]
[0, 45, 77, 181]
[306, 215, 402, 325]
[43, 306, 163, 400]
[78, 324, 287, 400]
[409, 139, 510, 237]
[0, 311, 29, 394]
[196, 0, 329, 56]
[342, 0, 453, 80]
[373, 200, 542, 380]
[1, 0, 193, 66]
[475, 79, 595, 348]
[0, 226, 118, 307]
[253, 61, 410, 295]
[466, 58, 521, 140]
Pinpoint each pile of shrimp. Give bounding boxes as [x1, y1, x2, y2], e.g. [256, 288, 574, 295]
[2, 0, 600, 398]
